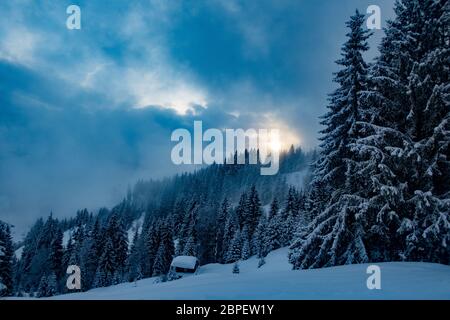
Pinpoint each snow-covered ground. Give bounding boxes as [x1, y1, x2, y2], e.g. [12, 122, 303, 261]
[47, 248, 450, 300]
[14, 246, 23, 260]
[62, 228, 76, 248]
[127, 214, 145, 249]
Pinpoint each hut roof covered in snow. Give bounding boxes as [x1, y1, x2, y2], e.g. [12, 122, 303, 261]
[170, 256, 198, 270]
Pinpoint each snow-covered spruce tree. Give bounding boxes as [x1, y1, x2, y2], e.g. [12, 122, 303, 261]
[92, 214, 128, 288]
[246, 186, 263, 242]
[226, 229, 242, 263]
[80, 218, 102, 290]
[152, 245, 167, 277]
[152, 222, 175, 276]
[94, 236, 116, 287]
[252, 213, 267, 258]
[171, 198, 187, 237]
[36, 275, 48, 298]
[177, 201, 198, 256]
[93, 268, 107, 288]
[48, 227, 63, 281]
[290, 10, 372, 269]
[221, 207, 239, 262]
[214, 198, 229, 263]
[237, 186, 264, 255]
[17, 215, 63, 294]
[108, 214, 128, 275]
[268, 197, 279, 220]
[236, 192, 248, 231]
[281, 187, 301, 246]
[338, 33, 412, 263]
[127, 229, 142, 282]
[241, 227, 251, 260]
[14, 218, 44, 292]
[303, 7, 374, 228]
[62, 237, 74, 273]
[353, 0, 450, 263]
[68, 221, 85, 266]
[46, 272, 58, 297]
[183, 236, 198, 257]
[305, 169, 330, 222]
[181, 204, 199, 257]
[143, 222, 159, 277]
[36, 272, 57, 298]
[0, 221, 14, 296]
[264, 199, 283, 255]
[395, 0, 450, 263]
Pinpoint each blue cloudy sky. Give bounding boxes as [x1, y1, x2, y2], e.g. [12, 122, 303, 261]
[0, 0, 395, 237]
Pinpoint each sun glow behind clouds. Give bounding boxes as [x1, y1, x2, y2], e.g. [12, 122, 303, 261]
[270, 138, 281, 153]
[260, 114, 302, 152]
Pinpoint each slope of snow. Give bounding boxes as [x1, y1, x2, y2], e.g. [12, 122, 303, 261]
[62, 228, 78, 248]
[127, 214, 145, 248]
[14, 246, 23, 260]
[48, 248, 450, 300]
[61, 216, 144, 250]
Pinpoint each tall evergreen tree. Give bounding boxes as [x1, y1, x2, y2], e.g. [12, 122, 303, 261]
[352, 0, 450, 263]
[81, 218, 102, 289]
[143, 222, 160, 277]
[389, 0, 450, 262]
[94, 236, 116, 288]
[16, 218, 44, 292]
[177, 202, 198, 255]
[69, 220, 85, 266]
[152, 222, 175, 276]
[281, 187, 300, 246]
[108, 214, 128, 274]
[127, 229, 142, 282]
[264, 208, 283, 255]
[226, 229, 242, 263]
[236, 192, 248, 231]
[214, 198, 229, 263]
[36, 275, 48, 298]
[246, 186, 263, 241]
[290, 10, 372, 269]
[222, 209, 239, 262]
[252, 214, 267, 258]
[180, 203, 199, 257]
[48, 227, 63, 280]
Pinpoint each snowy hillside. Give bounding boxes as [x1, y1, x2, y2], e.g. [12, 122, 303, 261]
[14, 246, 23, 260]
[127, 214, 145, 249]
[62, 228, 76, 248]
[48, 248, 450, 300]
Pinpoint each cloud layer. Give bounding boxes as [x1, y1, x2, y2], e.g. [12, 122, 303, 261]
[0, 0, 394, 238]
